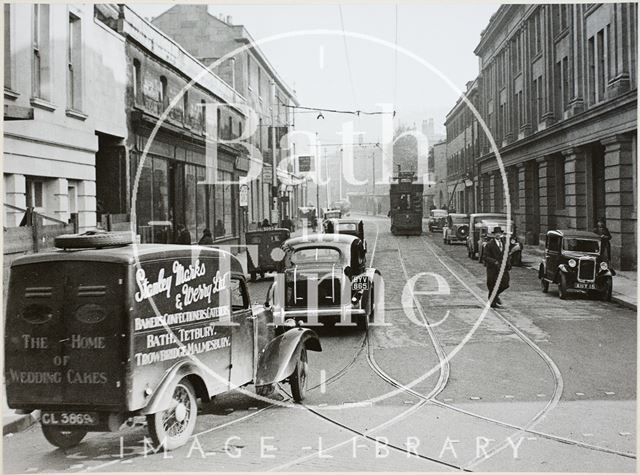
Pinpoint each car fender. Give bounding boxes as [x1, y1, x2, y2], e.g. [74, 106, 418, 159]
[255, 327, 321, 387]
[558, 264, 570, 274]
[140, 360, 211, 415]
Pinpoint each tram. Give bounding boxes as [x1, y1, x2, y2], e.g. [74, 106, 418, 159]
[388, 170, 423, 235]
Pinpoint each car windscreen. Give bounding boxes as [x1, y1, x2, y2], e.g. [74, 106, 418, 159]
[563, 238, 600, 253]
[432, 210, 447, 217]
[451, 216, 467, 224]
[291, 247, 342, 264]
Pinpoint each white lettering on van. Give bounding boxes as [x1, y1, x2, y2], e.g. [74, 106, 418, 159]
[173, 260, 206, 286]
[134, 268, 173, 303]
[70, 335, 105, 349]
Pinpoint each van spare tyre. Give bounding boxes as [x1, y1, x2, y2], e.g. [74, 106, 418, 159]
[54, 230, 134, 249]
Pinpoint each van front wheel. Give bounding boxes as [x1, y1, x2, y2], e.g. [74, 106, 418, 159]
[290, 347, 308, 403]
[42, 425, 87, 449]
[147, 379, 197, 450]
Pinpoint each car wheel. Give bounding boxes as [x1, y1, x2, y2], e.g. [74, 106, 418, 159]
[146, 379, 197, 450]
[54, 231, 133, 249]
[41, 426, 87, 449]
[601, 277, 613, 302]
[290, 347, 308, 403]
[558, 274, 568, 300]
[541, 278, 549, 293]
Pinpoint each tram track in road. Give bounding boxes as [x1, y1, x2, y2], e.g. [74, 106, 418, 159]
[266, 227, 464, 472]
[368, 232, 635, 465]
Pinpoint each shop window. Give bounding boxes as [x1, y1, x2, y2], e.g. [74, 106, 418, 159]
[153, 157, 169, 222]
[182, 90, 189, 122]
[185, 164, 197, 241]
[196, 167, 208, 239]
[136, 156, 153, 229]
[555, 158, 566, 209]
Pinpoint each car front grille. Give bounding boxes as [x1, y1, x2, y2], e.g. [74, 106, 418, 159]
[578, 258, 596, 281]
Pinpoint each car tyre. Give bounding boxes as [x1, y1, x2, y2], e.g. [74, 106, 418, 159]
[146, 379, 197, 451]
[558, 274, 569, 300]
[41, 426, 87, 449]
[601, 277, 613, 302]
[54, 231, 133, 249]
[290, 347, 308, 403]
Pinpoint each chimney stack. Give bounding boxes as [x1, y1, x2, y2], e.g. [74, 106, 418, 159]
[226, 15, 233, 24]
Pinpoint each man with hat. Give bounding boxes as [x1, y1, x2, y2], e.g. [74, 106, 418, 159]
[483, 225, 511, 308]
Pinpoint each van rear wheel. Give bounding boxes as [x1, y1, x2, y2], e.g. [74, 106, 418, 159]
[147, 379, 197, 450]
[42, 425, 87, 449]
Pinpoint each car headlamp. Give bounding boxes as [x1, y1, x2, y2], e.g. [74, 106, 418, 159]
[600, 261, 608, 271]
[568, 259, 577, 268]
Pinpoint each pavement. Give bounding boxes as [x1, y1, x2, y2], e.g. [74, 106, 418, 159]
[520, 245, 637, 311]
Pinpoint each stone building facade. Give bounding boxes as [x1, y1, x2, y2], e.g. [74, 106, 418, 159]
[444, 79, 480, 214]
[3, 4, 127, 231]
[151, 5, 300, 226]
[94, 6, 250, 245]
[448, 4, 637, 270]
[431, 141, 448, 209]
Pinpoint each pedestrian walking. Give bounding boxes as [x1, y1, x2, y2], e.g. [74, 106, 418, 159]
[483, 226, 511, 308]
[176, 224, 191, 245]
[198, 228, 214, 245]
[281, 215, 294, 231]
[593, 218, 612, 262]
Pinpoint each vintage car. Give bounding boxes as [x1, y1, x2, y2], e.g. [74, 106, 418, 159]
[267, 234, 380, 330]
[246, 227, 291, 281]
[442, 213, 469, 245]
[538, 229, 615, 300]
[427, 209, 448, 233]
[467, 213, 512, 260]
[477, 220, 523, 266]
[323, 218, 365, 240]
[4, 232, 320, 451]
[331, 199, 352, 217]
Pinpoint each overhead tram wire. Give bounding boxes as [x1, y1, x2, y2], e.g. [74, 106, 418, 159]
[338, 4, 359, 111]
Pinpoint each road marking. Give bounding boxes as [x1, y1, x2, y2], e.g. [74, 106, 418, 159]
[320, 369, 327, 393]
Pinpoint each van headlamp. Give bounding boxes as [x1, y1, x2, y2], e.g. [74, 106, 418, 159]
[568, 259, 577, 268]
[600, 261, 608, 271]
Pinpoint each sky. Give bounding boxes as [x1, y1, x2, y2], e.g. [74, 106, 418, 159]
[131, 2, 499, 148]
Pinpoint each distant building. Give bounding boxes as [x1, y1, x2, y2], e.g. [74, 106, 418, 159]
[431, 141, 448, 209]
[473, 3, 637, 269]
[151, 5, 300, 225]
[444, 79, 480, 214]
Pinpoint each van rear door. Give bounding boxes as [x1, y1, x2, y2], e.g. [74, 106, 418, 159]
[5, 261, 125, 409]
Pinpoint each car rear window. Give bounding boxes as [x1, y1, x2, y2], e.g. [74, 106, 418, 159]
[291, 247, 342, 264]
[563, 238, 600, 253]
[337, 223, 357, 231]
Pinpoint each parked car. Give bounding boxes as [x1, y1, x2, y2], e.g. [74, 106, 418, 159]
[442, 213, 469, 245]
[4, 232, 320, 450]
[331, 199, 352, 217]
[477, 220, 523, 266]
[467, 213, 511, 260]
[246, 227, 291, 281]
[267, 234, 379, 330]
[538, 229, 615, 300]
[428, 209, 448, 233]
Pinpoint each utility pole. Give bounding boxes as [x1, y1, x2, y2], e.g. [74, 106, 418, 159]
[324, 148, 330, 208]
[315, 132, 320, 224]
[270, 81, 278, 226]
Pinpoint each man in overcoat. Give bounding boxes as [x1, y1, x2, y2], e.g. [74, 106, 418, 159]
[483, 226, 511, 308]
